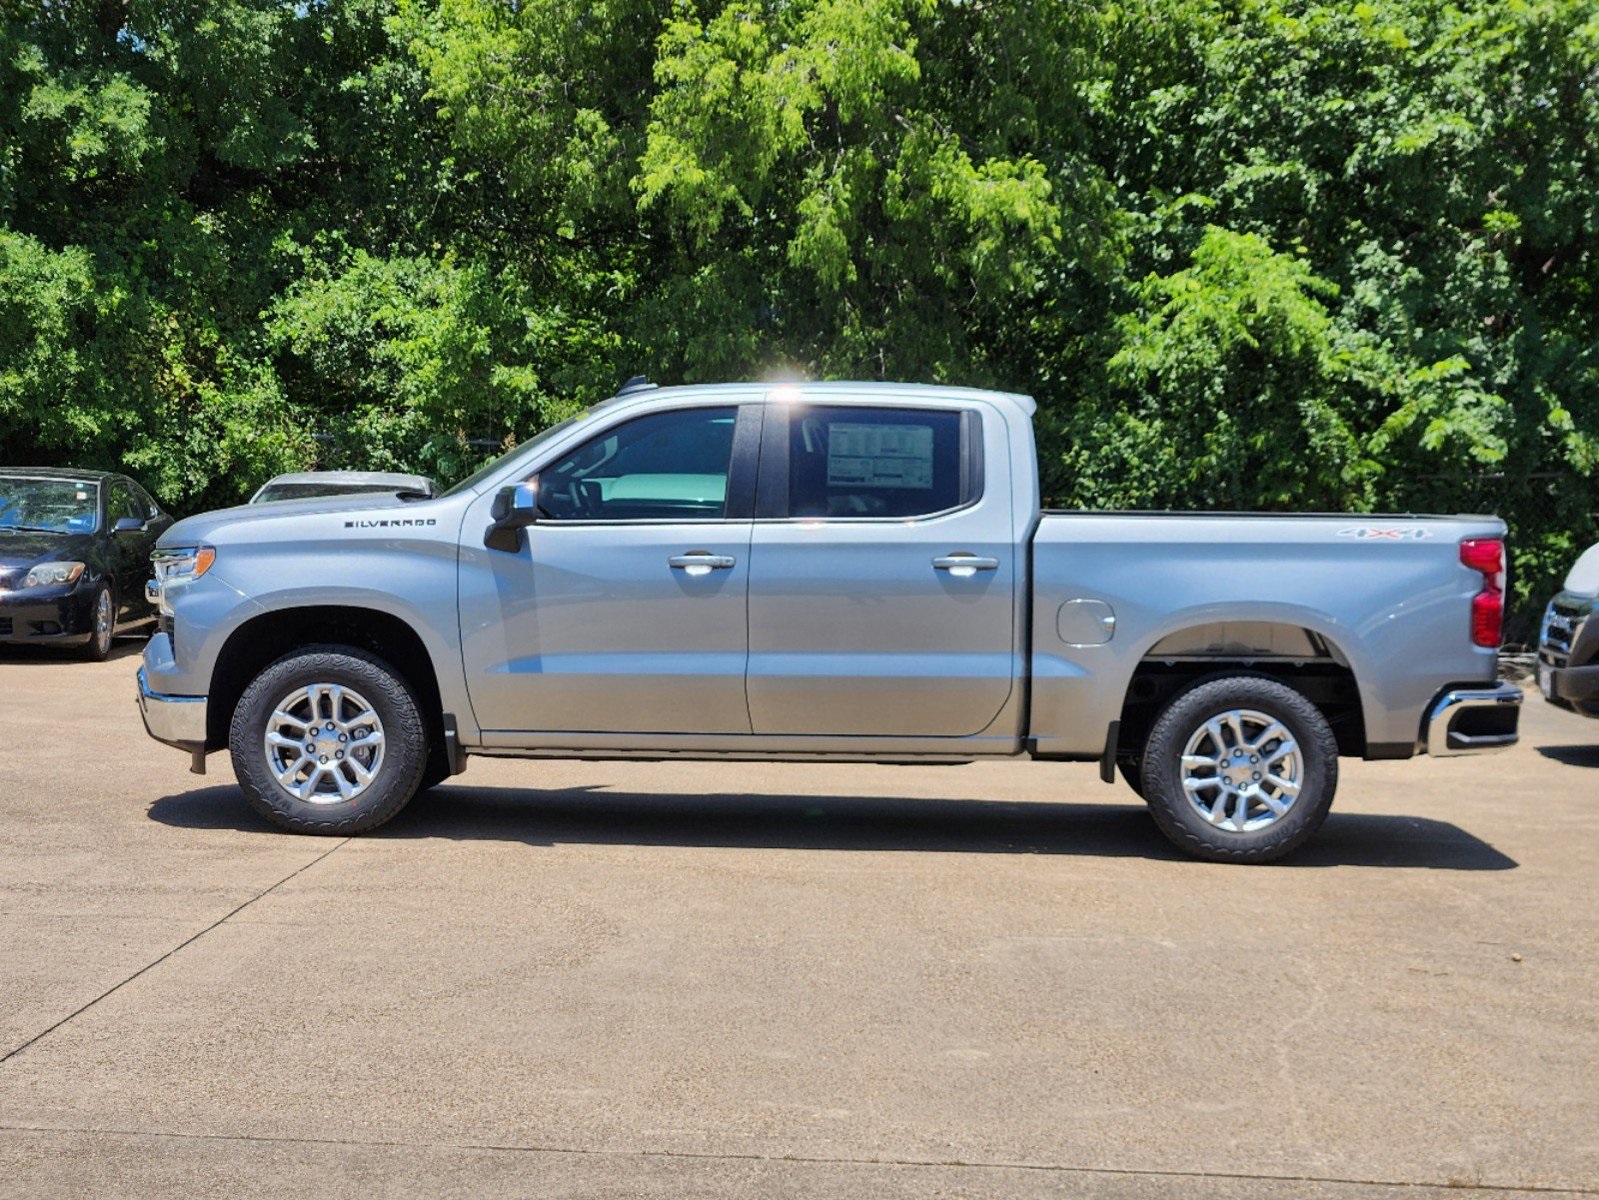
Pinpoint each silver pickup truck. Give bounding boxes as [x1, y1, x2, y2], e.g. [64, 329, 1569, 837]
[137, 381, 1521, 862]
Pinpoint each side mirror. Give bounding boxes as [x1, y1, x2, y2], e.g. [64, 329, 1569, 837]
[485, 481, 539, 553]
[113, 516, 146, 535]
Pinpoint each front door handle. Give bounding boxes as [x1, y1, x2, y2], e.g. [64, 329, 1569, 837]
[933, 554, 1000, 577]
[669, 552, 736, 577]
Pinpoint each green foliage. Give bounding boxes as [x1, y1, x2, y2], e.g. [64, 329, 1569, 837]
[0, 0, 1595, 633]
[1103, 227, 1376, 509]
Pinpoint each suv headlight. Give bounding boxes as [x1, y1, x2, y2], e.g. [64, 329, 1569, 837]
[151, 546, 216, 617]
[22, 561, 85, 589]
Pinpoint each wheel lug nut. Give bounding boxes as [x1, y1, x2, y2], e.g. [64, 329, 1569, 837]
[338, 733, 347, 743]
[335, 751, 344, 760]
[319, 755, 328, 764]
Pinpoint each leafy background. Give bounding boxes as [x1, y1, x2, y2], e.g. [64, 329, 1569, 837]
[2, 0, 1596, 638]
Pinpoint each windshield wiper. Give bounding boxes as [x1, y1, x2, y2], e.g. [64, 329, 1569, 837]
[0, 524, 63, 534]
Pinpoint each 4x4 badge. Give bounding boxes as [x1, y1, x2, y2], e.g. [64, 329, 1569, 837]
[1337, 526, 1434, 541]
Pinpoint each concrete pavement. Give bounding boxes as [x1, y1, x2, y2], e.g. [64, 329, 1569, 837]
[1, 643, 1596, 1196]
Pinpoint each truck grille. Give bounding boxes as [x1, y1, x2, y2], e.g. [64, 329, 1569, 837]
[1540, 599, 1589, 668]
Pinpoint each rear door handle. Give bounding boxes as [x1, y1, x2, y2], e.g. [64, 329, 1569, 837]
[669, 553, 736, 576]
[933, 554, 1001, 577]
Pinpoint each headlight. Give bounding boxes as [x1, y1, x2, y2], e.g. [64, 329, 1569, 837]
[22, 561, 85, 589]
[151, 546, 216, 616]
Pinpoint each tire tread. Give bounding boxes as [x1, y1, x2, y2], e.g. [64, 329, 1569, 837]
[229, 645, 427, 835]
[1139, 675, 1338, 864]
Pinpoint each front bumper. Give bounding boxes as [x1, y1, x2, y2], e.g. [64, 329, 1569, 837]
[1424, 681, 1522, 756]
[1536, 592, 1598, 715]
[136, 666, 207, 751]
[0, 587, 96, 644]
[1537, 661, 1599, 708]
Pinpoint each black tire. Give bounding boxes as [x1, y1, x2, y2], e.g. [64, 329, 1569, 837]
[1117, 759, 1144, 799]
[78, 582, 115, 661]
[229, 645, 427, 834]
[1139, 675, 1338, 864]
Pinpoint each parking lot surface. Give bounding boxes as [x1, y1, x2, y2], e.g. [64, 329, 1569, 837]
[1, 646, 1596, 1197]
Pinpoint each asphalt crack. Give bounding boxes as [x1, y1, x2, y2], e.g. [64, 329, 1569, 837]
[0, 839, 350, 1065]
[0, 1124, 1592, 1194]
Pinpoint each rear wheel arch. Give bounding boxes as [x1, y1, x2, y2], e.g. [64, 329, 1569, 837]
[1113, 619, 1367, 766]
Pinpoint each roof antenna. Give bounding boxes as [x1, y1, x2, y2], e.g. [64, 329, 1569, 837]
[617, 374, 657, 396]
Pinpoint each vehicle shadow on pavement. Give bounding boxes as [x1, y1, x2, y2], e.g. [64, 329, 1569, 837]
[149, 786, 1518, 870]
[1535, 743, 1599, 768]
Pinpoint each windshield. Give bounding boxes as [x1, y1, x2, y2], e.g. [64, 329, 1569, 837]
[0, 477, 100, 534]
[253, 482, 409, 504]
[441, 408, 595, 498]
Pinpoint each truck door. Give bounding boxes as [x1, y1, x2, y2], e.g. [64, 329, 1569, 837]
[745, 399, 1018, 737]
[459, 403, 760, 735]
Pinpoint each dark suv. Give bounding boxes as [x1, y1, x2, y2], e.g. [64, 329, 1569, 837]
[1536, 543, 1599, 717]
[0, 468, 172, 659]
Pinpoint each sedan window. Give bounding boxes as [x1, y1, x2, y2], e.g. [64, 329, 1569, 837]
[0, 478, 101, 534]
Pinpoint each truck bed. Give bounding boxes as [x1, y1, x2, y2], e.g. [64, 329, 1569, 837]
[1026, 511, 1507, 759]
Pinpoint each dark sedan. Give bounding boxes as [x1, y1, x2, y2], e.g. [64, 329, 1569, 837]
[0, 468, 172, 659]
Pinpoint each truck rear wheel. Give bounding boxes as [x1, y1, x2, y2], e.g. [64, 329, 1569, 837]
[1139, 675, 1337, 863]
[229, 646, 427, 834]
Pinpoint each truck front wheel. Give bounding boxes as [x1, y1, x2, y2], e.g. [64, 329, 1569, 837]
[1139, 675, 1337, 863]
[229, 646, 428, 834]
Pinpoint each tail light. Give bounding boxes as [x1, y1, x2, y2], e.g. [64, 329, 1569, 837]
[1460, 538, 1505, 648]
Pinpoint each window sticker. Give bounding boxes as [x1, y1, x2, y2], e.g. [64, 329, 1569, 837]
[826, 423, 934, 490]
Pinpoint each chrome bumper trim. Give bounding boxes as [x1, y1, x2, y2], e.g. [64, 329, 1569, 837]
[1425, 682, 1521, 757]
[136, 666, 207, 747]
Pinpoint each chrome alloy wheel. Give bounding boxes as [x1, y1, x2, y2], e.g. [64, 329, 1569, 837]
[93, 589, 113, 653]
[264, 683, 386, 804]
[1179, 708, 1303, 833]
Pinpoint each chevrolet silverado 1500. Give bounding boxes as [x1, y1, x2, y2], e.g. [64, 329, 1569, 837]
[137, 381, 1521, 861]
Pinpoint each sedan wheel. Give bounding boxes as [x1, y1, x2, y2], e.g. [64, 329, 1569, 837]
[79, 584, 114, 661]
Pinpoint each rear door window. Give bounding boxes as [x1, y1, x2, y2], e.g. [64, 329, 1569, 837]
[128, 480, 161, 520]
[788, 406, 966, 519]
[107, 479, 140, 525]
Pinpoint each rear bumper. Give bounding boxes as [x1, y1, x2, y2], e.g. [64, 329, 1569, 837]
[1424, 681, 1521, 756]
[136, 666, 207, 751]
